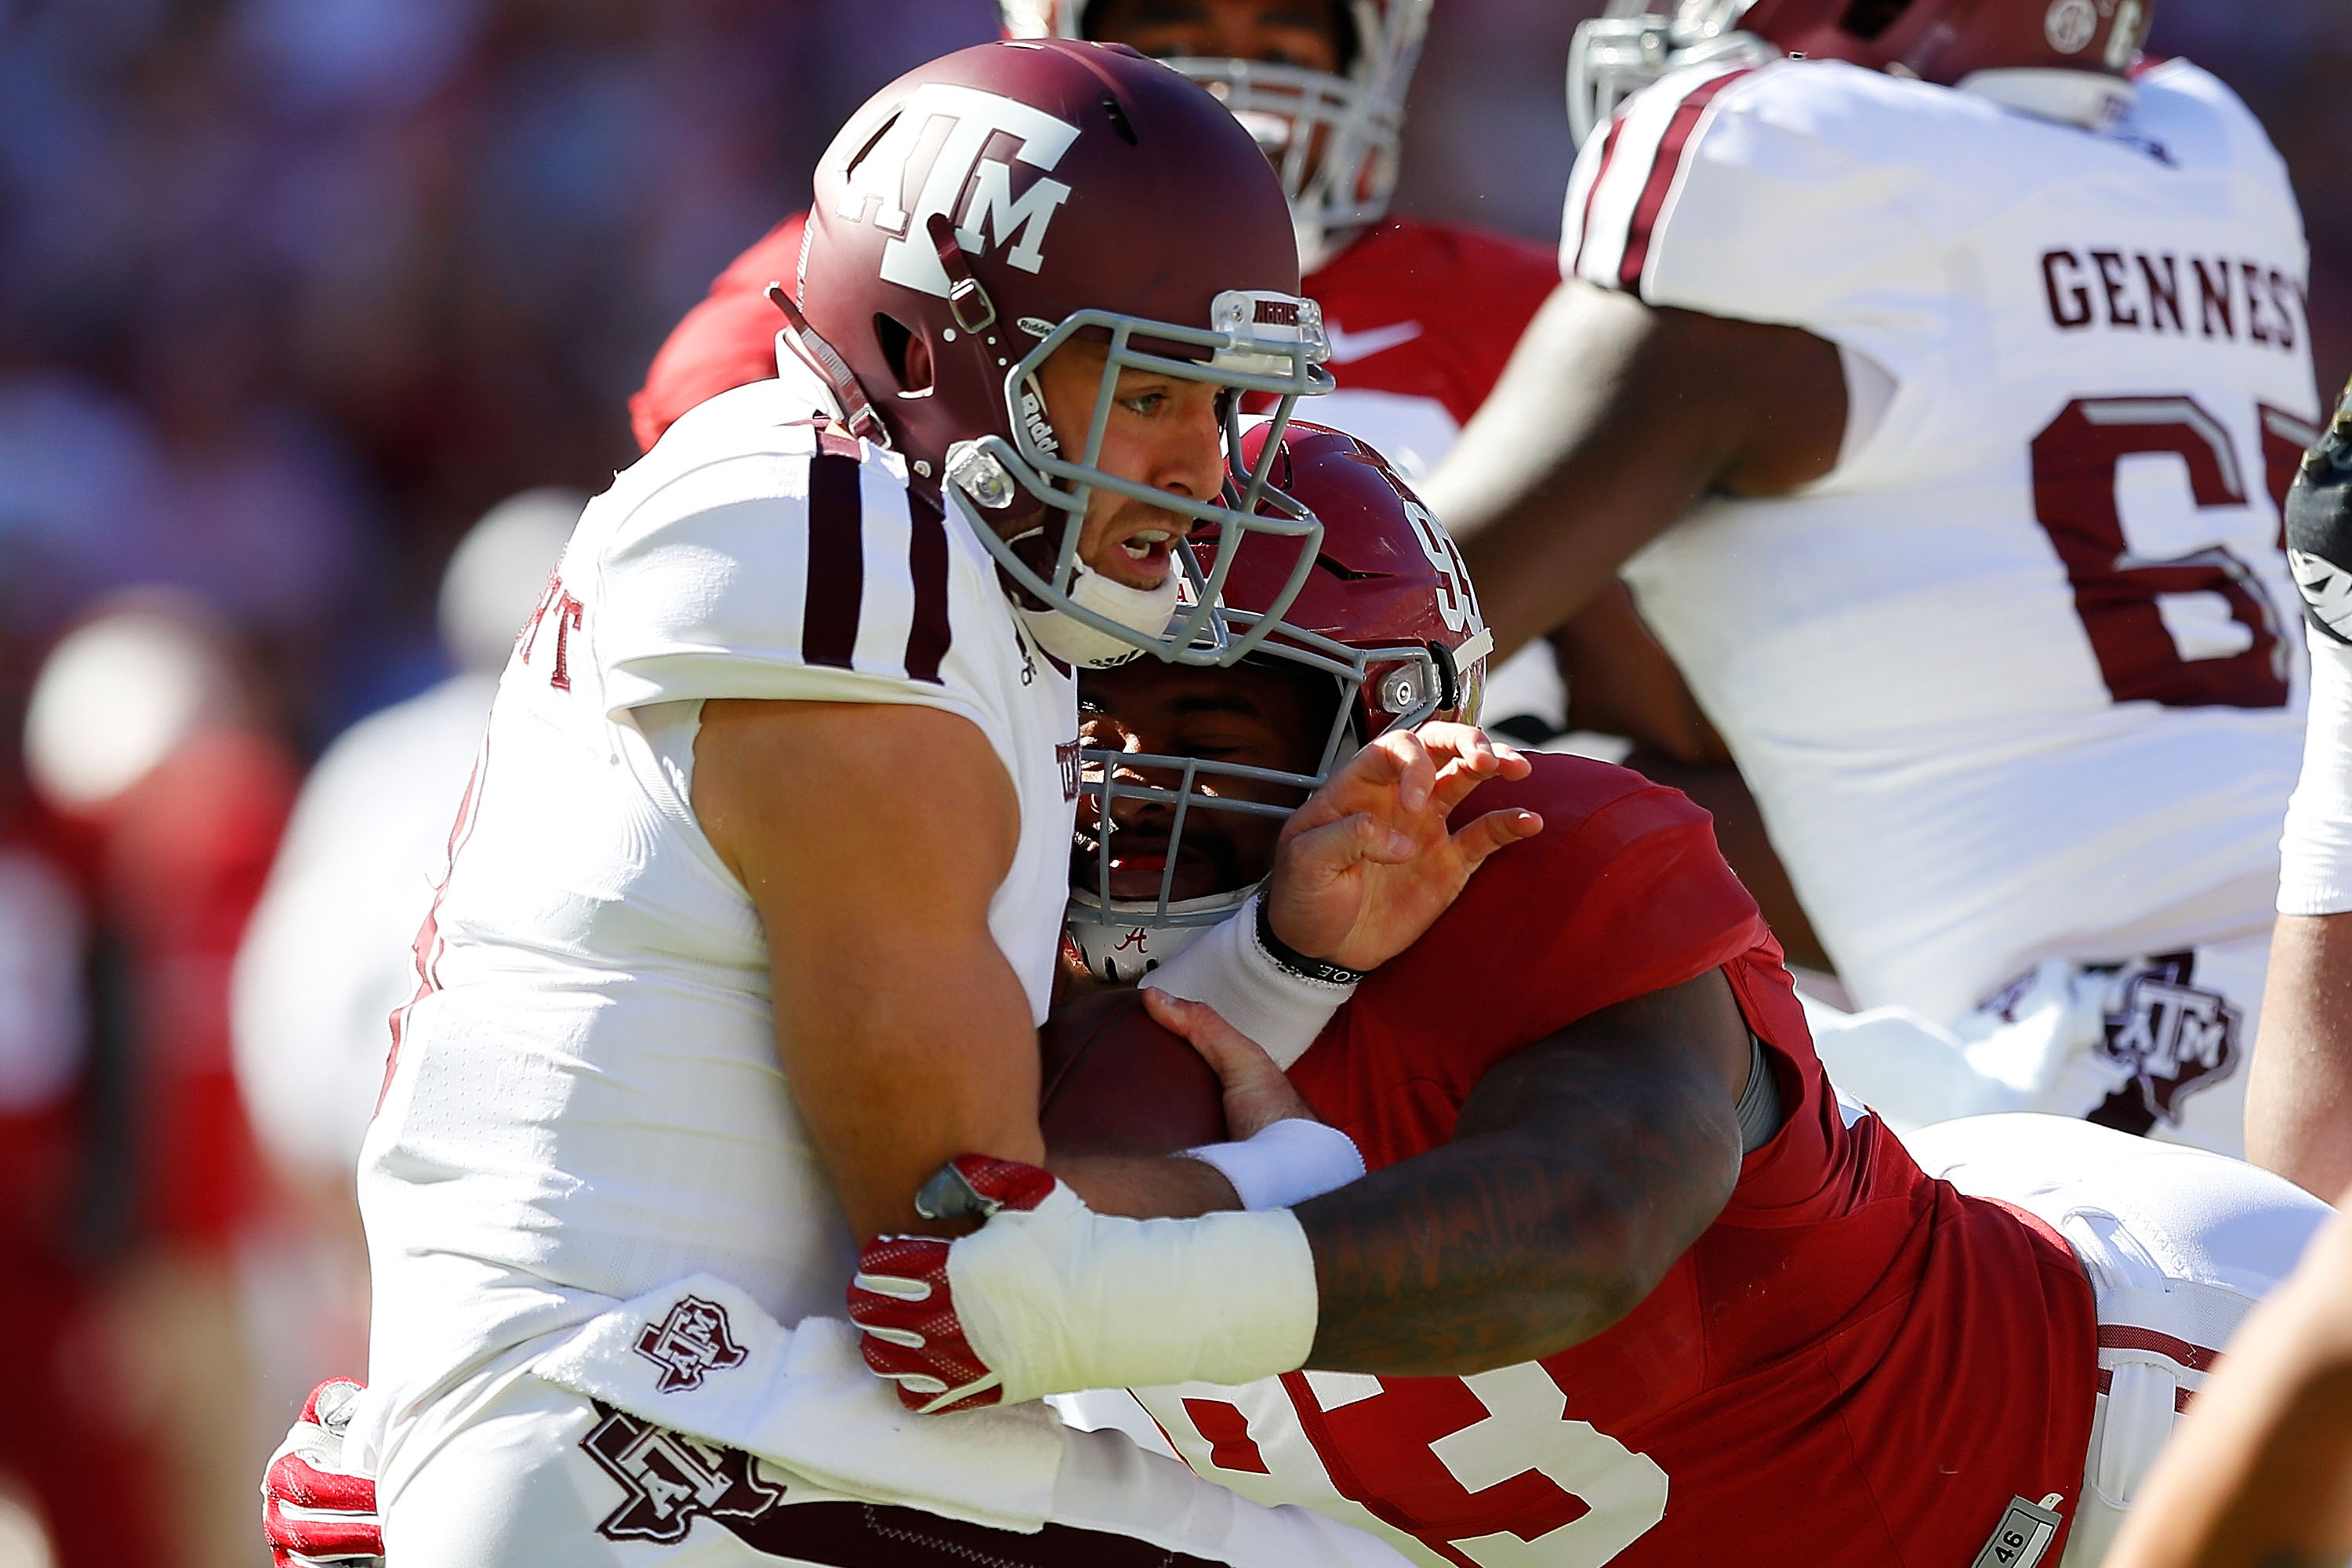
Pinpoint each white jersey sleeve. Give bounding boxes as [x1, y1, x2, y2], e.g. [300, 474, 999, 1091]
[2280, 629, 2352, 915]
[583, 381, 1010, 748]
[1565, 60, 1940, 385]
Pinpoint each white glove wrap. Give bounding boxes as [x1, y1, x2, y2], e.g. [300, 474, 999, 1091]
[1143, 891, 1356, 1069]
[946, 1184, 1319, 1406]
[1182, 1118, 1365, 1211]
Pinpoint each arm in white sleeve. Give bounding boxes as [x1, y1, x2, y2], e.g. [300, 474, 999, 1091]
[1142, 891, 1357, 1070]
[2279, 629, 2352, 916]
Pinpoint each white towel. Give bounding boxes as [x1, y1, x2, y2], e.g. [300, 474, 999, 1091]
[528, 1273, 1064, 1532]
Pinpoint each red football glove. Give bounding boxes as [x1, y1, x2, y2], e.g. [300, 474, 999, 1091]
[261, 1378, 383, 1568]
[848, 1155, 1059, 1414]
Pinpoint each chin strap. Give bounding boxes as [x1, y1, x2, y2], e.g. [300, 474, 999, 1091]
[766, 282, 887, 445]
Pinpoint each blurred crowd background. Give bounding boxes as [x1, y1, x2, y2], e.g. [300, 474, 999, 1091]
[0, 2, 2344, 1564]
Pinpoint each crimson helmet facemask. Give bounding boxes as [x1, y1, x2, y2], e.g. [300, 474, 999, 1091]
[1067, 422, 1494, 980]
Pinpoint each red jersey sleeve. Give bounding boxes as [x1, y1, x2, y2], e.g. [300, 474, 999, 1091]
[1303, 219, 1560, 425]
[628, 212, 806, 453]
[1288, 753, 1770, 1163]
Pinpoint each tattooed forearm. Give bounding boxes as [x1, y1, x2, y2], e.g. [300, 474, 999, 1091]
[1296, 971, 1749, 1377]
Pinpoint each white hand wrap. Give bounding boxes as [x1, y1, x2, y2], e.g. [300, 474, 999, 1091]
[947, 1182, 1319, 1406]
[1143, 891, 1356, 1069]
[1182, 1118, 1365, 1211]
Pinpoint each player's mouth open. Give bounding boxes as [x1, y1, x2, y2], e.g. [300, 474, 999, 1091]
[1120, 528, 1175, 558]
[1074, 831, 1229, 904]
[1116, 528, 1178, 572]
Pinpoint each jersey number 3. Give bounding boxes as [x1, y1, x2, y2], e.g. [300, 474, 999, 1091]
[2030, 395, 2310, 709]
[1156, 1364, 1668, 1568]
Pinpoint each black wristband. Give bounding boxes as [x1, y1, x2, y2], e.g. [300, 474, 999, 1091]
[1253, 895, 1368, 988]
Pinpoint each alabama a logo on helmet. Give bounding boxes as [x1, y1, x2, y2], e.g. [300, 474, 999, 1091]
[835, 85, 1080, 298]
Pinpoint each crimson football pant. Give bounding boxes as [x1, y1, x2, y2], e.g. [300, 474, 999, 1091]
[1904, 1112, 2332, 1567]
[379, 1367, 1413, 1568]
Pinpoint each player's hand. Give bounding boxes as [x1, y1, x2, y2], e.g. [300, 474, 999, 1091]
[1144, 989, 1317, 1139]
[849, 1156, 1062, 1414]
[854, 1156, 1317, 1410]
[261, 1379, 383, 1568]
[1265, 722, 1541, 972]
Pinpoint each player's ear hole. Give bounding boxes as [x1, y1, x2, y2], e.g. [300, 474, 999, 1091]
[876, 314, 932, 396]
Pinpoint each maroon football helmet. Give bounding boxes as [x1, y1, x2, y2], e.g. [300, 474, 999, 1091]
[1067, 421, 1494, 979]
[1570, 0, 2152, 145]
[793, 40, 1336, 668]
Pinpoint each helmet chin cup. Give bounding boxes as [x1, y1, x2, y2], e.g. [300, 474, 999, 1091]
[1019, 564, 1181, 670]
[1065, 889, 1238, 982]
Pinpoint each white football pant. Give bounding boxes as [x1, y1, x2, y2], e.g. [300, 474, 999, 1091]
[379, 1363, 1414, 1568]
[1904, 1112, 2333, 1567]
[1809, 933, 2269, 1159]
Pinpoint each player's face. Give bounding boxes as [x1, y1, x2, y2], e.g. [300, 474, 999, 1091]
[1090, 0, 1344, 74]
[1030, 339, 1229, 593]
[1075, 657, 1330, 902]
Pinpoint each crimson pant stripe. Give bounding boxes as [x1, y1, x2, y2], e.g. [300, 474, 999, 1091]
[1570, 114, 1628, 278]
[903, 490, 953, 685]
[2096, 1323, 2223, 1373]
[803, 452, 864, 669]
[1617, 68, 1752, 294]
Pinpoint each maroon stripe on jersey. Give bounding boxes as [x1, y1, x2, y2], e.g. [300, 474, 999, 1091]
[2097, 1324, 2223, 1373]
[1616, 68, 1752, 296]
[903, 489, 953, 685]
[1569, 114, 1628, 278]
[803, 452, 864, 669]
[379, 742, 489, 1118]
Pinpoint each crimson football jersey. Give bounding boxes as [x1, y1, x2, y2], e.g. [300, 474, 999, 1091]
[1131, 754, 2101, 1568]
[630, 212, 808, 454]
[627, 215, 1554, 466]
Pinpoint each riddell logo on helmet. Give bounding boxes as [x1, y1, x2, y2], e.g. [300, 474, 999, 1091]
[1019, 383, 1060, 457]
[834, 84, 1080, 299]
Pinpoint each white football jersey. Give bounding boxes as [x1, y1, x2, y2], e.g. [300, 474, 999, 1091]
[357, 367, 1080, 1450]
[1566, 58, 2319, 1021]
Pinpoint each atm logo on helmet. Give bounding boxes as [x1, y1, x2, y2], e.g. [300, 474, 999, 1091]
[833, 84, 1080, 299]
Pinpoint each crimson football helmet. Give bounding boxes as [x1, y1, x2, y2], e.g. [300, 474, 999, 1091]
[1000, 2, 1432, 273]
[1067, 420, 1494, 980]
[796, 41, 1335, 669]
[1569, 0, 2151, 146]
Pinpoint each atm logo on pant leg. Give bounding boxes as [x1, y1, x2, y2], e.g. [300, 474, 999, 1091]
[580, 1403, 783, 1544]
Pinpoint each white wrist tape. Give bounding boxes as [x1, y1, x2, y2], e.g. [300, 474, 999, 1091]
[946, 1184, 1318, 1405]
[1182, 1118, 1365, 1211]
[1142, 892, 1356, 1070]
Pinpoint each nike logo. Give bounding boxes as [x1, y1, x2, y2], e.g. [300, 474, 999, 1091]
[1325, 319, 1423, 365]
